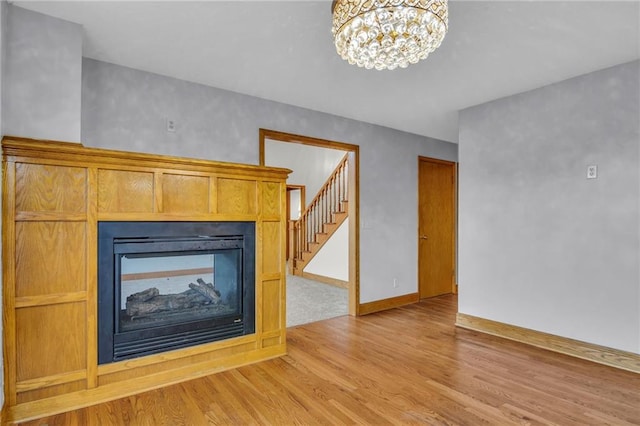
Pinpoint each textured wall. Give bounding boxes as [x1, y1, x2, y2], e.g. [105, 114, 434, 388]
[4, 5, 82, 142]
[459, 61, 640, 353]
[82, 58, 458, 303]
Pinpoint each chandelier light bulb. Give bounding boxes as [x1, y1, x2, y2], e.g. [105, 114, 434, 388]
[332, 0, 448, 70]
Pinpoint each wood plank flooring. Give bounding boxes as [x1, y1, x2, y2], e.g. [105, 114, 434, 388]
[23, 295, 640, 425]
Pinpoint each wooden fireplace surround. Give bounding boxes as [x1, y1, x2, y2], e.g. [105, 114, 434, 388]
[1, 136, 290, 423]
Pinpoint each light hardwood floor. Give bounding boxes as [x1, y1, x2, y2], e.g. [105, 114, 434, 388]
[22, 295, 640, 425]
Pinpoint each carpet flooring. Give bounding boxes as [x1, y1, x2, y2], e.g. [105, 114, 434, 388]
[286, 275, 348, 327]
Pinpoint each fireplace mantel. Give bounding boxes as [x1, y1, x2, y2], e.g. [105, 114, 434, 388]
[1, 136, 290, 423]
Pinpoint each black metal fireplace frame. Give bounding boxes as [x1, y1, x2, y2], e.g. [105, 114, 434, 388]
[97, 221, 256, 364]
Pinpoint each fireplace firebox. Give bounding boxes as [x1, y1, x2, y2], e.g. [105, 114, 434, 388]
[98, 222, 255, 364]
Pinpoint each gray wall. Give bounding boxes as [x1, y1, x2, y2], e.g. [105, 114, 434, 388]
[458, 60, 640, 354]
[82, 58, 458, 303]
[4, 5, 82, 142]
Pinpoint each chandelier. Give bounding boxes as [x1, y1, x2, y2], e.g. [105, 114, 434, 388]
[331, 0, 448, 70]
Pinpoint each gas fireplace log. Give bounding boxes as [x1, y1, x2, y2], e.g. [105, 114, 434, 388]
[125, 288, 208, 317]
[198, 277, 221, 298]
[189, 278, 222, 304]
[127, 287, 160, 303]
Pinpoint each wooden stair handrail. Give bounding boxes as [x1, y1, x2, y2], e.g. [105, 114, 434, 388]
[292, 153, 349, 270]
[298, 154, 348, 221]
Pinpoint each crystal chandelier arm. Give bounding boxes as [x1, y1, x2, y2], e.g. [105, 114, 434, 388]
[331, 0, 448, 70]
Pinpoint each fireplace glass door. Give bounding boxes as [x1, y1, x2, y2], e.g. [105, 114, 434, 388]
[117, 249, 241, 333]
[98, 221, 255, 364]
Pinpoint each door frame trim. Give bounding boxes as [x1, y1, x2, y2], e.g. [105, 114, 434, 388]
[260, 129, 361, 316]
[285, 185, 305, 272]
[417, 156, 458, 297]
[285, 184, 306, 220]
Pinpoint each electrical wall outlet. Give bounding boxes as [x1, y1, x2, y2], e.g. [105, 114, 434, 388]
[393, 278, 398, 288]
[587, 165, 597, 179]
[166, 119, 176, 132]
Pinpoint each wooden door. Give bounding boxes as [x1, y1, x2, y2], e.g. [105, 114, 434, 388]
[418, 157, 456, 299]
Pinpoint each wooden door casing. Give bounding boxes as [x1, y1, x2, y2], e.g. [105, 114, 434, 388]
[418, 157, 456, 299]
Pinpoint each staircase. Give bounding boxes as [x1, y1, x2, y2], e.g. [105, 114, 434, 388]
[291, 154, 349, 275]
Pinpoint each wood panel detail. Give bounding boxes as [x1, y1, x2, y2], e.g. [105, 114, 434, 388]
[217, 178, 256, 215]
[261, 336, 282, 348]
[98, 170, 154, 213]
[162, 174, 210, 214]
[261, 279, 282, 333]
[15, 163, 86, 213]
[16, 302, 87, 382]
[261, 181, 281, 218]
[16, 291, 86, 308]
[97, 342, 258, 387]
[17, 370, 87, 393]
[455, 313, 640, 374]
[15, 222, 86, 297]
[17, 380, 86, 405]
[262, 221, 281, 275]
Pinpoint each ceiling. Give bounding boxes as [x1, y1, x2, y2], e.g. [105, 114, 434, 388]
[14, 1, 640, 143]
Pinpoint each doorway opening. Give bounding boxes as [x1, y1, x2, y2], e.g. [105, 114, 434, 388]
[259, 129, 360, 321]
